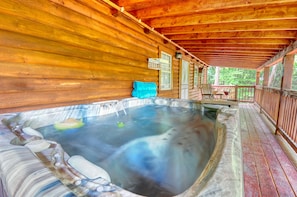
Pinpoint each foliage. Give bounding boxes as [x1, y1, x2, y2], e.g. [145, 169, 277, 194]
[207, 54, 297, 90]
[259, 70, 264, 86]
[207, 67, 256, 85]
[267, 55, 297, 90]
[269, 62, 283, 89]
[292, 55, 297, 90]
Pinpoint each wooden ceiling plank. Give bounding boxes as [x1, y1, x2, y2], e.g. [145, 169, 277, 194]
[110, 0, 297, 69]
[185, 46, 283, 50]
[201, 58, 267, 63]
[197, 58, 271, 62]
[191, 51, 277, 57]
[193, 52, 275, 56]
[114, 0, 178, 11]
[202, 58, 266, 62]
[201, 63, 264, 68]
[159, 19, 297, 35]
[180, 44, 285, 50]
[197, 55, 270, 60]
[148, 4, 297, 28]
[133, 0, 297, 19]
[189, 49, 279, 53]
[167, 31, 297, 40]
[199, 55, 270, 58]
[175, 39, 290, 45]
[203, 61, 265, 64]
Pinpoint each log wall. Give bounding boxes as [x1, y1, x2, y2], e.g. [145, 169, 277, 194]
[0, 0, 202, 113]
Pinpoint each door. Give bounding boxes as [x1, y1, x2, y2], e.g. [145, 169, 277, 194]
[180, 60, 189, 99]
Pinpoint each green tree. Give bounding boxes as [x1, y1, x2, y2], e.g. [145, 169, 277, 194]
[207, 66, 216, 84]
[207, 67, 256, 85]
[269, 62, 283, 89]
[292, 55, 297, 90]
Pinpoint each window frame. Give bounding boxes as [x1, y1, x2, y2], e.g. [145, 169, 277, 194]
[159, 51, 173, 91]
[193, 65, 199, 88]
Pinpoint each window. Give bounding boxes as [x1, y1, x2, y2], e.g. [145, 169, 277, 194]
[193, 65, 198, 88]
[159, 52, 172, 90]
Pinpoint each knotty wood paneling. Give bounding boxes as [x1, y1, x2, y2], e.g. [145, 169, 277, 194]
[0, 0, 202, 113]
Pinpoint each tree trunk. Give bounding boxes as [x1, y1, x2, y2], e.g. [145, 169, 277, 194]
[214, 66, 220, 85]
[268, 65, 276, 86]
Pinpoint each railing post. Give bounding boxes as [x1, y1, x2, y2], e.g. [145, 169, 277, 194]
[235, 85, 238, 101]
[275, 54, 294, 134]
[253, 85, 256, 102]
[260, 67, 270, 113]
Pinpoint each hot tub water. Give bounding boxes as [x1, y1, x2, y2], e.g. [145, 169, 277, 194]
[38, 105, 217, 196]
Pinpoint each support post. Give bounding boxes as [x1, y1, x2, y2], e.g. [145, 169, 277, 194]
[255, 71, 260, 104]
[235, 85, 238, 101]
[260, 67, 270, 113]
[275, 54, 295, 134]
[203, 67, 208, 84]
[255, 71, 260, 85]
[282, 54, 294, 90]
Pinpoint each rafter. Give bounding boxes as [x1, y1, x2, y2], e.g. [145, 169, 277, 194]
[189, 49, 279, 53]
[175, 39, 290, 45]
[198, 55, 269, 60]
[167, 31, 297, 40]
[148, 3, 297, 28]
[113, 0, 177, 11]
[110, 0, 297, 69]
[180, 44, 285, 50]
[193, 52, 275, 57]
[198, 58, 268, 68]
[133, 0, 297, 19]
[159, 19, 297, 35]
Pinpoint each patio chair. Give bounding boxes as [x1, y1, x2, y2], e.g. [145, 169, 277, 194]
[201, 84, 213, 99]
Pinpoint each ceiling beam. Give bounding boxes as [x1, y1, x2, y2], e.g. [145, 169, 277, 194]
[199, 60, 266, 69]
[175, 39, 290, 45]
[110, 0, 297, 70]
[148, 4, 297, 28]
[189, 49, 279, 53]
[200, 58, 267, 63]
[198, 55, 269, 60]
[115, 0, 177, 11]
[132, 0, 297, 19]
[159, 19, 297, 34]
[179, 44, 285, 50]
[167, 31, 297, 40]
[193, 52, 275, 57]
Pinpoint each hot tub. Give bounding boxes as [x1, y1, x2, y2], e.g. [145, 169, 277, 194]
[0, 97, 243, 197]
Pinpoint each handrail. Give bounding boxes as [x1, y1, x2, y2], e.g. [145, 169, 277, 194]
[211, 85, 255, 102]
[255, 86, 297, 152]
[204, 85, 297, 151]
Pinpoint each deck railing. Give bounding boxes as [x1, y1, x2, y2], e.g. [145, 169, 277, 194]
[255, 86, 297, 152]
[212, 85, 255, 102]
[211, 85, 297, 151]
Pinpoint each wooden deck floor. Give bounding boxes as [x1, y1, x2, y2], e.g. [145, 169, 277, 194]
[240, 103, 297, 197]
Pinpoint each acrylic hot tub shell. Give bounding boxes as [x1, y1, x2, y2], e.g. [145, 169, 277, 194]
[0, 98, 243, 197]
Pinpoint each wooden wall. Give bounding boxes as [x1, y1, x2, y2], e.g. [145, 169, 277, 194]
[0, 0, 202, 113]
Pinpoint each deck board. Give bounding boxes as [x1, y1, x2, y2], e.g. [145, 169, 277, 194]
[240, 103, 297, 197]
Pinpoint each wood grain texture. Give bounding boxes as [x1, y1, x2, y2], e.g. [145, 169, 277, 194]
[112, 0, 297, 68]
[0, 0, 202, 112]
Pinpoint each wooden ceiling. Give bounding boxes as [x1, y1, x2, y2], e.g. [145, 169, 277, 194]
[110, 0, 297, 69]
